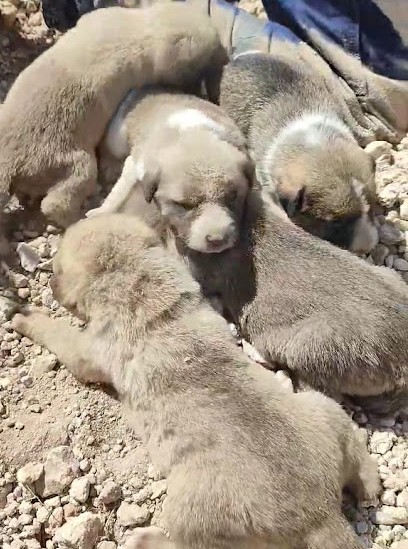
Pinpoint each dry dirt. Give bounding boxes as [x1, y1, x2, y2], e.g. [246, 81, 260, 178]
[1, 2, 408, 549]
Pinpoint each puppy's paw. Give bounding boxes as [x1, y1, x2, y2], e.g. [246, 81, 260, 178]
[11, 309, 50, 339]
[123, 527, 172, 549]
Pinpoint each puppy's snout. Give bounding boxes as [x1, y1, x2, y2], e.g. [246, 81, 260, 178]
[187, 204, 237, 254]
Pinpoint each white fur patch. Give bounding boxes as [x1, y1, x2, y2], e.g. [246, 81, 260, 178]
[104, 90, 139, 160]
[86, 156, 144, 217]
[232, 49, 264, 61]
[166, 109, 224, 136]
[261, 112, 354, 185]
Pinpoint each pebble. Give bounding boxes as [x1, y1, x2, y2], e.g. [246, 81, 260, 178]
[69, 477, 91, 504]
[40, 446, 79, 497]
[150, 480, 167, 500]
[16, 462, 44, 485]
[97, 481, 121, 506]
[379, 223, 404, 246]
[116, 502, 150, 527]
[54, 512, 103, 549]
[0, 297, 19, 321]
[32, 355, 57, 374]
[373, 507, 408, 526]
[370, 431, 396, 454]
[394, 258, 408, 271]
[397, 490, 408, 508]
[16, 243, 41, 273]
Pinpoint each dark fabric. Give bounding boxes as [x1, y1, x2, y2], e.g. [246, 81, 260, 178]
[262, 0, 408, 81]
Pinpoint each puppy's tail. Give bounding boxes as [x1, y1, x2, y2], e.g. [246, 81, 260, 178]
[350, 387, 408, 416]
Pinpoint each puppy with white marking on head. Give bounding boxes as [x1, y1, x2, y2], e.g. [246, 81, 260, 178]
[219, 52, 379, 254]
[88, 87, 254, 254]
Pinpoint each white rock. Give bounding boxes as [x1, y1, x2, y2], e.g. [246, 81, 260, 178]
[116, 502, 150, 527]
[0, 296, 19, 321]
[16, 243, 41, 273]
[395, 258, 408, 271]
[40, 446, 79, 497]
[379, 183, 400, 208]
[54, 512, 103, 549]
[397, 489, 408, 508]
[370, 431, 396, 454]
[17, 463, 44, 485]
[69, 477, 90, 504]
[400, 199, 408, 221]
[373, 506, 408, 525]
[97, 481, 121, 505]
[150, 480, 167, 500]
[383, 472, 408, 491]
[379, 224, 404, 246]
[382, 490, 397, 506]
[32, 355, 57, 374]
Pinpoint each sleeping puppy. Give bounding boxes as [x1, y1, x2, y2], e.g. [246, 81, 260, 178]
[12, 214, 379, 549]
[0, 2, 227, 255]
[88, 88, 253, 254]
[173, 186, 408, 415]
[219, 52, 379, 254]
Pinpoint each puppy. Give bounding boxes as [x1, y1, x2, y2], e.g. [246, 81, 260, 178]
[88, 88, 253, 254]
[170, 185, 408, 415]
[219, 52, 379, 254]
[0, 3, 227, 255]
[12, 214, 379, 549]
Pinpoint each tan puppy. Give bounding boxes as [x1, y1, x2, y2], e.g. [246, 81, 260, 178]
[219, 52, 379, 254]
[88, 88, 252, 254]
[12, 215, 379, 549]
[169, 186, 408, 415]
[0, 3, 227, 255]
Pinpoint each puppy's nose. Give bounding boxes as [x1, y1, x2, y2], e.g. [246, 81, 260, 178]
[205, 234, 227, 248]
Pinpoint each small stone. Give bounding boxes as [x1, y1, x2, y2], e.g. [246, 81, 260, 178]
[355, 521, 369, 535]
[17, 288, 30, 299]
[16, 243, 41, 273]
[370, 431, 396, 454]
[150, 480, 167, 500]
[397, 490, 408, 508]
[36, 506, 50, 523]
[373, 506, 408, 525]
[370, 243, 389, 265]
[97, 543, 116, 549]
[379, 224, 404, 246]
[394, 258, 408, 271]
[32, 355, 57, 374]
[381, 490, 397, 506]
[0, 297, 19, 321]
[54, 512, 103, 549]
[20, 375, 33, 388]
[14, 422, 24, 430]
[40, 446, 79, 497]
[116, 502, 151, 527]
[97, 481, 121, 505]
[79, 459, 91, 473]
[400, 199, 408, 221]
[379, 184, 400, 208]
[63, 503, 81, 520]
[70, 477, 90, 504]
[18, 513, 33, 526]
[12, 274, 28, 288]
[383, 472, 408, 491]
[17, 462, 44, 486]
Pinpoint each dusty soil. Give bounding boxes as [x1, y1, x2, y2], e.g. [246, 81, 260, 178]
[1, 2, 408, 548]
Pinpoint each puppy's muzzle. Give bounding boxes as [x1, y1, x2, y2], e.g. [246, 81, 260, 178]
[188, 204, 237, 254]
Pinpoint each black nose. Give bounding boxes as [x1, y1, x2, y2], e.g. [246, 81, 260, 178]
[205, 235, 226, 247]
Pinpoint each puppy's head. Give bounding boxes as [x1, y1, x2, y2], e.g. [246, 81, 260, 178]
[140, 131, 254, 254]
[275, 140, 378, 254]
[50, 215, 160, 319]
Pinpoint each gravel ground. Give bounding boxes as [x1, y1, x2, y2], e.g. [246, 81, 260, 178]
[1, 2, 408, 548]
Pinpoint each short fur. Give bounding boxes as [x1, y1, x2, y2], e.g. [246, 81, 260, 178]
[88, 88, 253, 254]
[12, 214, 379, 549]
[166, 186, 408, 414]
[219, 53, 379, 254]
[0, 3, 227, 254]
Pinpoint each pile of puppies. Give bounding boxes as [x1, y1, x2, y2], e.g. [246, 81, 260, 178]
[2, 2, 408, 548]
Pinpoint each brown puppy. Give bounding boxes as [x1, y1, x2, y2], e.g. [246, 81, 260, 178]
[219, 52, 379, 254]
[88, 88, 253, 254]
[0, 3, 227, 255]
[12, 215, 379, 549]
[165, 186, 408, 415]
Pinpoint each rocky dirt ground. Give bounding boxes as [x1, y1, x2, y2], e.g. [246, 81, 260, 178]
[1, 1, 408, 548]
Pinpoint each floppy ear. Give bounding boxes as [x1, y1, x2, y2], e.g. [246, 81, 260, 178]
[141, 160, 161, 203]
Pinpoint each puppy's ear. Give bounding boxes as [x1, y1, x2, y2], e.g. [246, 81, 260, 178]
[141, 161, 161, 203]
[278, 181, 310, 217]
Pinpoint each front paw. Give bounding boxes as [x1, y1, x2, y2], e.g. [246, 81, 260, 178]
[11, 309, 50, 341]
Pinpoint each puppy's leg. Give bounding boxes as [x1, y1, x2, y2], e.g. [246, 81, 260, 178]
[123, 527, 177, 549]
[86, 154, 141, 217]
[343, 431, 381, 503]
[305, 514, 363, 549]
[11, 311, 109, 385]
[41, 149, 97, 228]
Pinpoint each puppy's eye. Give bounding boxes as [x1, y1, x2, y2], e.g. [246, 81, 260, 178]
[173, 201, 194, 211]
[225, 189, 238, 204]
